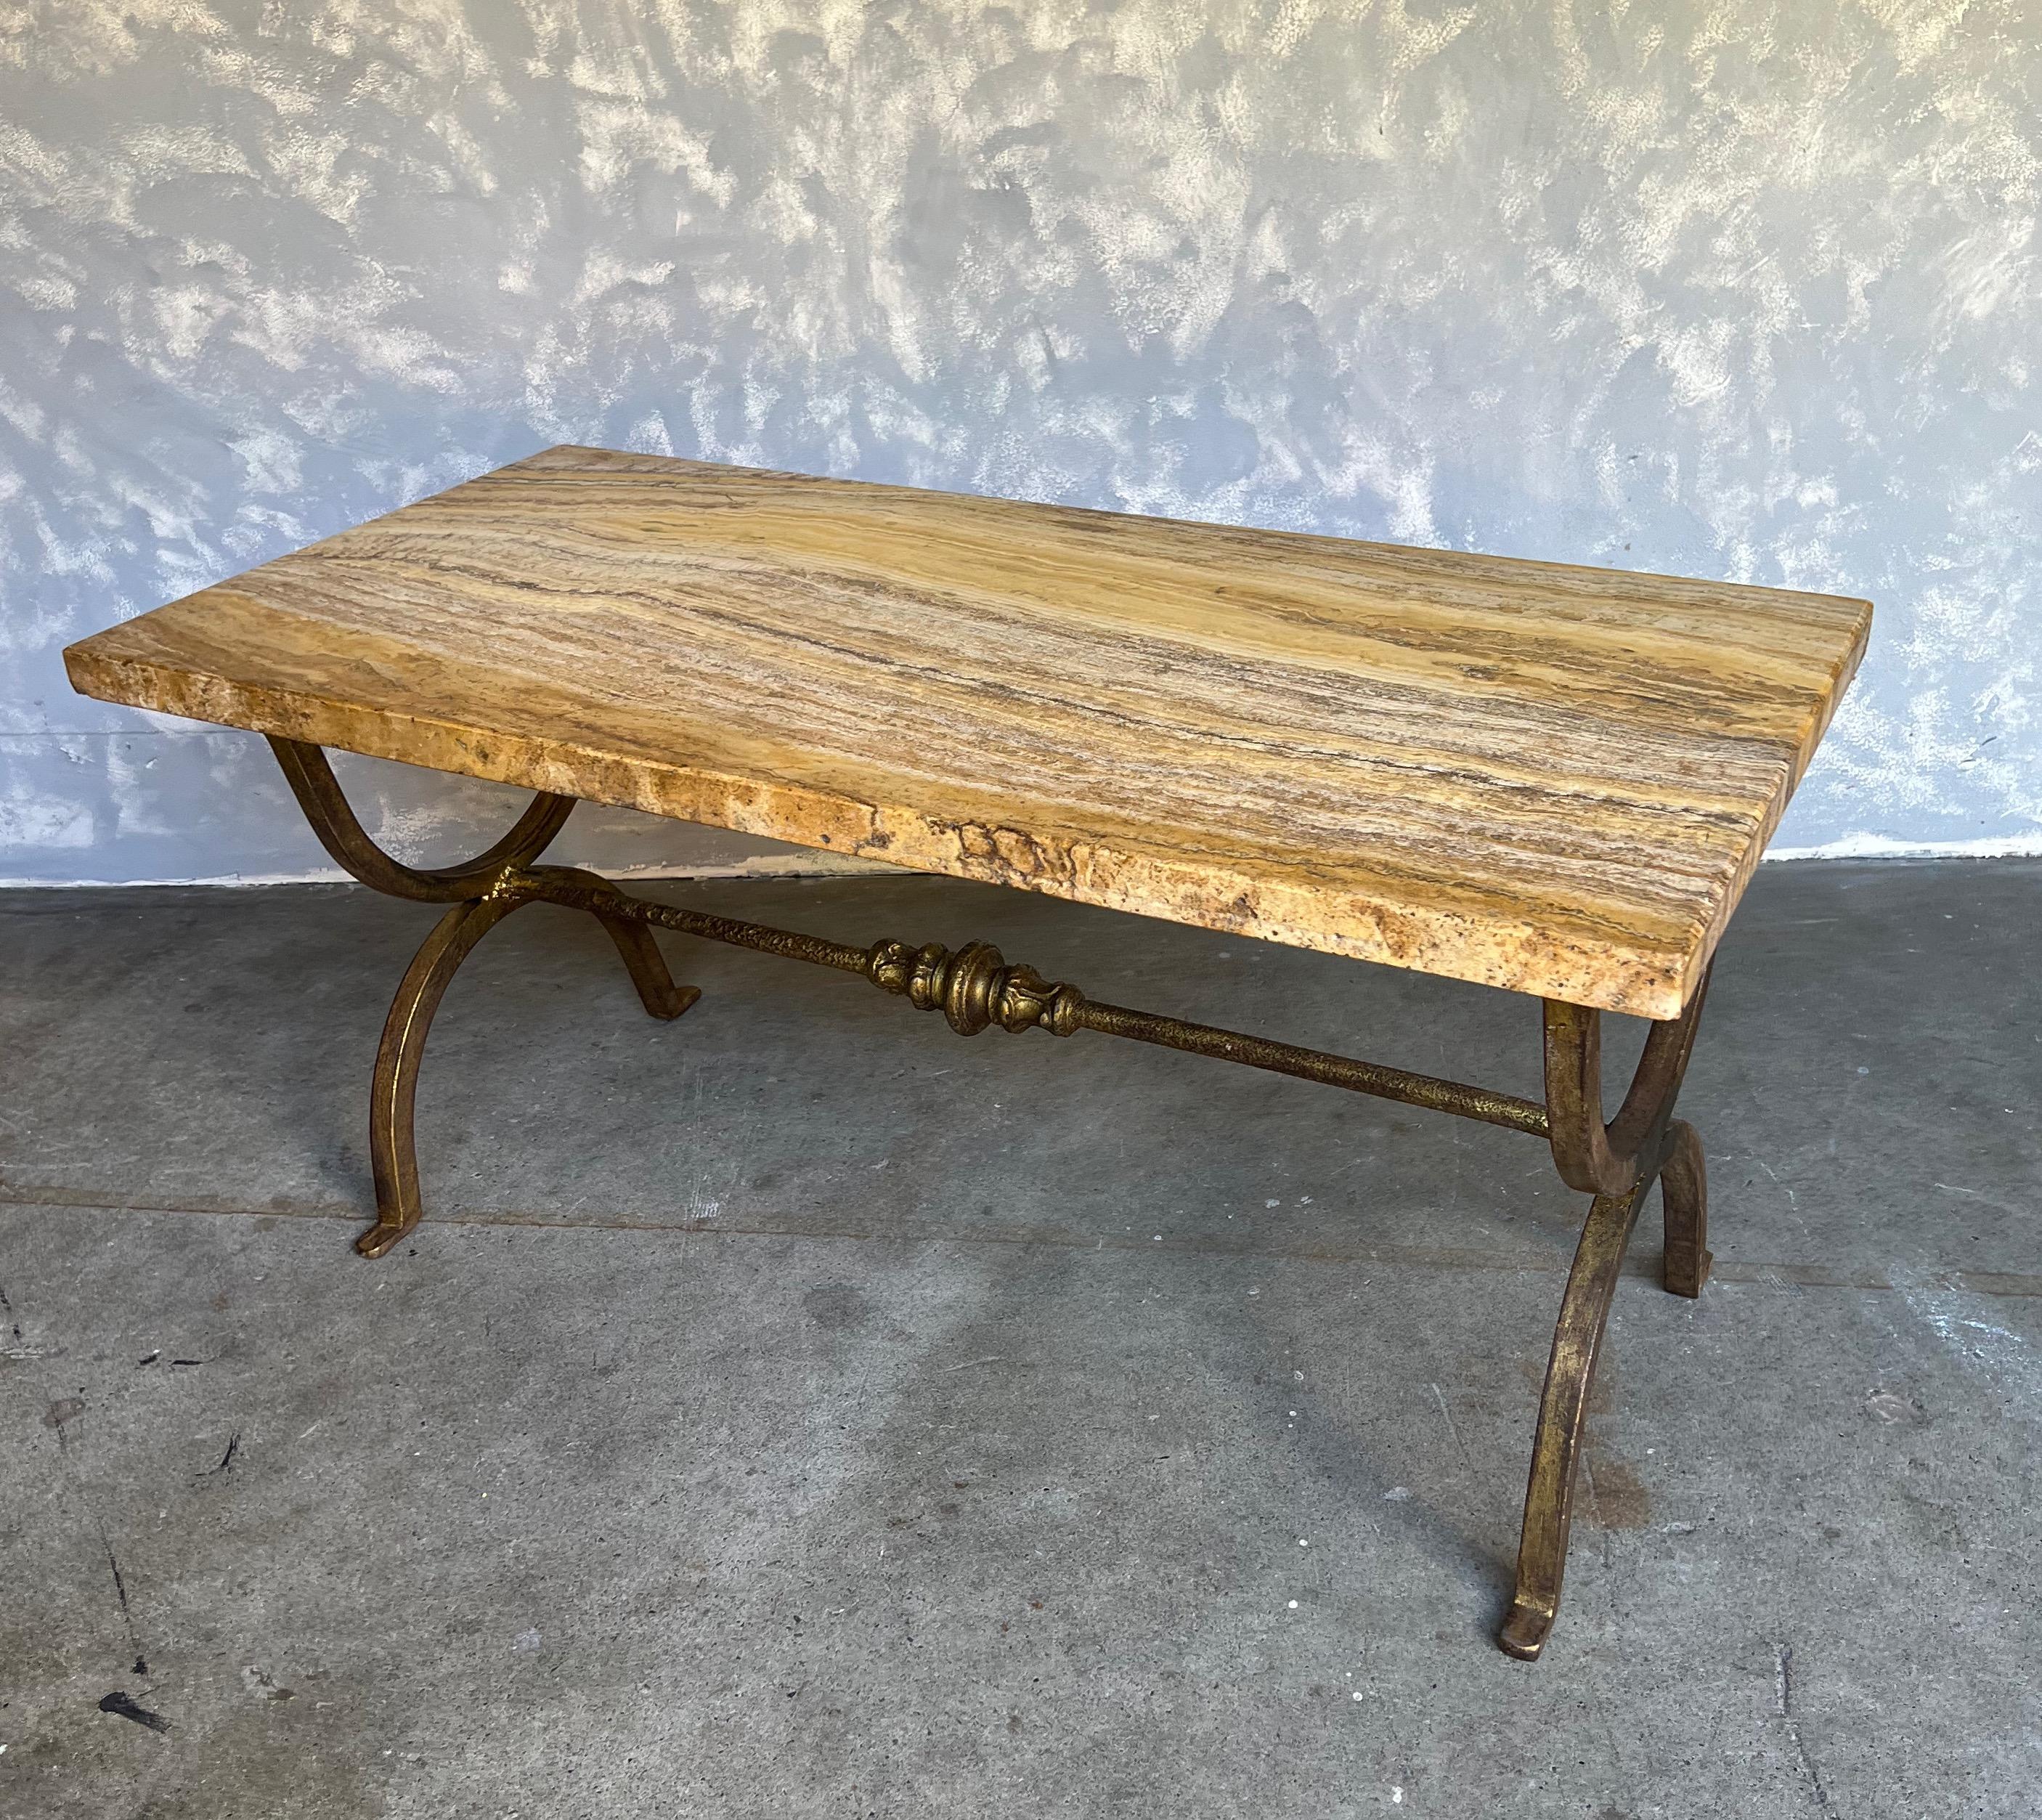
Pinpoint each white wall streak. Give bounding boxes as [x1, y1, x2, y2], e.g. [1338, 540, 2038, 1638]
[1, 0, 2036, 882]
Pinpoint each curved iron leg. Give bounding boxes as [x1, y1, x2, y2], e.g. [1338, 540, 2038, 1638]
[269, 737, 577, 900]
[1545, 969, 1711, 1196]
[361, 883, 699, 1259]
[1659, 1119, 1710, 1298]
[265, 743, 701, 1253]
[1499, 1169, 1657, 1660]
[593, 911, 700, 1020]
[1507, 978, 1715, 1659]
[520, 866, 699, 1023]
[364, 896, 526, 1259]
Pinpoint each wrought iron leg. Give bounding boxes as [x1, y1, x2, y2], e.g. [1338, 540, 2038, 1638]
[1499, 980, 1713, 1659]
[365, 895, 525, 1259]
[1498, 1169, 1658, 1660]
[594, 911, 699, 1020]
[265, 736, 1729, 1661]
[1659, 1119, 1711, 1298]
[360, 872, 698, 1260]
[540, 866, 703, 1024]
[266, 740, 699, 1256]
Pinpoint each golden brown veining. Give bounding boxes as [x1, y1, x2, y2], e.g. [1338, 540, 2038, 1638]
[64, 444, 1870, 1015]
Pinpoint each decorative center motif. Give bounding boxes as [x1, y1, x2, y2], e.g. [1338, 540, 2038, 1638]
[863, 938, 1086, 1037]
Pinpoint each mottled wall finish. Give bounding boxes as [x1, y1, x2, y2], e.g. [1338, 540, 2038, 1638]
[4, 0, 2037, 884]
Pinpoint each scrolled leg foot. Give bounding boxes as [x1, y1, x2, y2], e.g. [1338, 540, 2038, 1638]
[595, 913, 700, 1020]
[353, 1216, 415, 1262]
[1498, 1598, 1554, 1662]
[1659, 1119, 1711, 1299]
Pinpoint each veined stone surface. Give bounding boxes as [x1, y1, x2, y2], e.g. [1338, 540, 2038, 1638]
[67, 446, 1868, 1015]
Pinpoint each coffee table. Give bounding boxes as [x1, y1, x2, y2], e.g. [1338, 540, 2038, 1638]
[65, 444, 1871, 1658]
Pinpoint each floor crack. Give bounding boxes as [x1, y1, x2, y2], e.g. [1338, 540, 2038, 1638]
[1775, 1641, 1837, 1815]
[93, 1525, 147, 1664]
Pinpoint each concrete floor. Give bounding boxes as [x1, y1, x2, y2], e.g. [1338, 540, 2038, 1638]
[1, 859, 2037, 1819]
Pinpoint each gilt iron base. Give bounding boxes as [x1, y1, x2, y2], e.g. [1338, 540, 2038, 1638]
[271, 736, 1714, 1662]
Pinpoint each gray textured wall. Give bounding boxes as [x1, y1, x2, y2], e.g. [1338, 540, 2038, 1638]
[4, 1, 2038, 885]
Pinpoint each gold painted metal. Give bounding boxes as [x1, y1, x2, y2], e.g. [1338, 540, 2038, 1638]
[1499, 1117, 1712, 1660]
[1500, 985, 1712, 1659]
[365, 893, 526, 1259]
[1497, 1168, 1661, 1662]
[269, 739, 700, 1259]
[1659, 1119, 1712, 1299]
[268, 732, 1718, 1658]
[269, 739, 577, 903]
[361, 868, 699, 1260]
[1542, 975, 1711, 1196]
[864, 937, 1086, 1037]
[497, 866, 1552, 1133]
[1072, 999, 1552, 1137]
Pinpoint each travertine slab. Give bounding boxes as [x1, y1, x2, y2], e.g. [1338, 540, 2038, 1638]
[65, 445, 1869, 1017]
